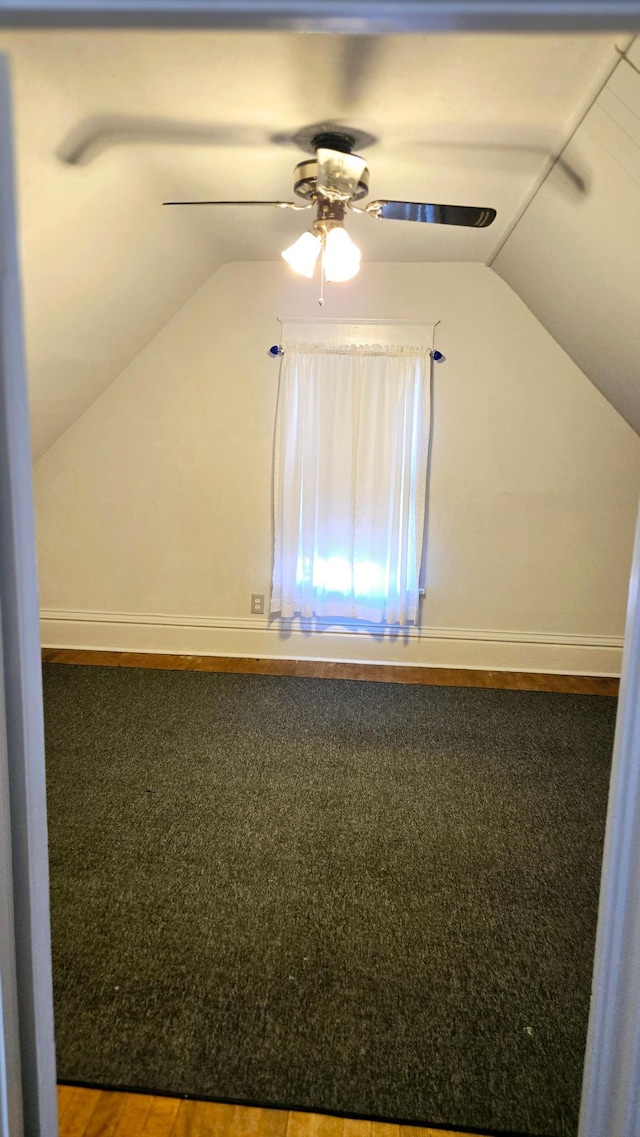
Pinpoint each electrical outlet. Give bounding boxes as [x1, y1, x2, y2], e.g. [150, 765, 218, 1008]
[251, 593, 265, 615]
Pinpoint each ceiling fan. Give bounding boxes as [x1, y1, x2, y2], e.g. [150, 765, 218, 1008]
[163, 128, 496, 295]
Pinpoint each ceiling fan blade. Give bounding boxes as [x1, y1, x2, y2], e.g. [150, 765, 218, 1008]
[368, 200, 496, 227]
[162, 200, 299, 207]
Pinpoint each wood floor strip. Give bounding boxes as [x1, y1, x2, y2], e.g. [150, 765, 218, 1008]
[82, 1091, 128, 1137]
[58, 1087, 103, 1137]
[344, 1122, 400, 1137]
[229, 1104, 289, 1137]
[109, 1092, 156, 1137]
[172, 1099, 236, 1137]
[57, 1084, 78, 1126]
[57, 1089, 487, 1137]
[287, 1112, 345, 1137]
[142, 1095, 182, 1137]
[41, 648, 619, 695]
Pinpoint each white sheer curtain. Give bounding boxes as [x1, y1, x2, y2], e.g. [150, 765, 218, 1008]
[271, 342, 431, 625]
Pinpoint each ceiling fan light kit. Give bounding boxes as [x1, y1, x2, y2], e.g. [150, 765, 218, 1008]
[281, 230, 322, 278]
[163, 128, 497, 302]
[282, 193, 361, 295]
[323, 227, 362, 282]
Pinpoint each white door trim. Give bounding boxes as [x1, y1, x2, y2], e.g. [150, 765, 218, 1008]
[0, 0, 639, 31]
[579, 504, 640, 1137]
[0, 54, 57, 1137]
[1, 5, 640, 1137]
[0, 631, 22, 1137]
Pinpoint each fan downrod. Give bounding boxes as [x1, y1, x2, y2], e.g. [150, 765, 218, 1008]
[310, 130, 356, 155]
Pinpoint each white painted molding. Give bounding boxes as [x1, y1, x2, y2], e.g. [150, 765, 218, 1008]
[0, 628, 19, 1137]
[0, 54, 57, 1137]
[40, 607, 624, 675]
[579, 500, 640, 1137]
[1, 1, 640, 33]
[40, 606, 623, 646]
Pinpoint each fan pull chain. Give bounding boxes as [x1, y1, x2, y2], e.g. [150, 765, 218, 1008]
[319, 232, 326, 307]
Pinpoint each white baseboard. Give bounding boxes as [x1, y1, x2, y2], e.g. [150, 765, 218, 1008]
[39, 608, 624, 676]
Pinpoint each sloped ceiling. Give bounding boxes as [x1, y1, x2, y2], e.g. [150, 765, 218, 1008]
[0, 29, 625, 457]
[493, 38, 640, 435]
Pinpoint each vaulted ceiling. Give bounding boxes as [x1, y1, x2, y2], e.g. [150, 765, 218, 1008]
[494, 35, 640, 435]
[0, 28, 635, 456]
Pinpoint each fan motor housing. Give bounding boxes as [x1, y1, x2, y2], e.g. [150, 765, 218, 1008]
[293, 158, 370, 202]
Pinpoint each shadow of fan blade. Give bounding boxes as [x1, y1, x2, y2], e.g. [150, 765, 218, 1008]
[56, 116, 270, 165]
[554, 156, 588, 195]
[405, 139, 588, 196]
[340, 36, 382, 110]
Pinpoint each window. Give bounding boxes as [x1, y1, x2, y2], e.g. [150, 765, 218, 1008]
[270, 326, 433, 626]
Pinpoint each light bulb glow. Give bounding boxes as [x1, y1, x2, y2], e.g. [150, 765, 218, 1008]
[281, 230, 322, 278]
[323, 227, 361, 282]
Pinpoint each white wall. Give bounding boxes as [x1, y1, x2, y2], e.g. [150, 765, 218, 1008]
[493, 39, 640, 434]
[35, 261, 640, 674]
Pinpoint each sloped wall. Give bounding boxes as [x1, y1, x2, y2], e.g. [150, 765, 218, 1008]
[35, 261, 640, 674]
[493, 39, 640, 434]
[2, 34, 226, 460]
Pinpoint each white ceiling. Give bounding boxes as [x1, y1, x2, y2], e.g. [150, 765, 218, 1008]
[0, 28, 625, 456]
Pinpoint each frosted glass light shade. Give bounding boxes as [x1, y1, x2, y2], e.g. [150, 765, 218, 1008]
[316, 148, 367, 200]
[281, 230, 322, 277]
[324, 227, 361, 282]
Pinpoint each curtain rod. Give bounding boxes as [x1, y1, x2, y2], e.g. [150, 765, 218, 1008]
[271, 316, 443, 359]
[269, 344, 444, 360]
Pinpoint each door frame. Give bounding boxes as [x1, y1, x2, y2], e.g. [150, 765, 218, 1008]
[0, 0, 640, 32]
[1, 5, 640, 1137]
[0, 52, 57, 1137]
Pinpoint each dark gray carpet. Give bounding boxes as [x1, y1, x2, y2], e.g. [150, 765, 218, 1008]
[43, 664, 616, 1137]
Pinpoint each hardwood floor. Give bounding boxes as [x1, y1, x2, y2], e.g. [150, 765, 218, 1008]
[56, 1086, 483, 1137]
[42, 648, 619, 695]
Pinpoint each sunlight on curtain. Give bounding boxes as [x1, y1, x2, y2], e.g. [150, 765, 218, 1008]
[271, 343, 431, 625]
